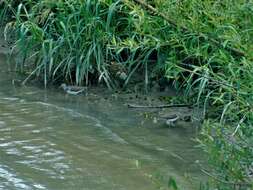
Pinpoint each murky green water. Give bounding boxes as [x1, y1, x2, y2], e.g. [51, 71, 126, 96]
[0, 46, 204, 190]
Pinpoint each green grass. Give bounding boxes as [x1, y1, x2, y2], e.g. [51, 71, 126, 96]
[1, 0, 253, 189]
[2, 0, 165, 89]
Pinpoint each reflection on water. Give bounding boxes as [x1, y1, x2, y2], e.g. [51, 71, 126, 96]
[0, 52, 204, 190]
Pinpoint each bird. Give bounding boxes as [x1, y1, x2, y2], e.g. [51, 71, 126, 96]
[109, 61, 128, 81]
[165, 114, 180, 127]
[159, 113, 180, 127]
[60, 83, 87, 95]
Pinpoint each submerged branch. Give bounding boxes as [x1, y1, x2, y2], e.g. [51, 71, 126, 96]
[128, 104, 192, 109]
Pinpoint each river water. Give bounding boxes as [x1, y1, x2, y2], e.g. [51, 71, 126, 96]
[0, 41, 204, 190]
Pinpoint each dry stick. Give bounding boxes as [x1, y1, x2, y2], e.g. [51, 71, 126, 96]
[128, 104, 192, 109]
[130, 0, 245, 57]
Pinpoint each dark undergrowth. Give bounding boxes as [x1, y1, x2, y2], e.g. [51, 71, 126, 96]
[1, 0, 253, 189]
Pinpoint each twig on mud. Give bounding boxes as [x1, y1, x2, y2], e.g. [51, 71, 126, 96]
[127, 104, 193, 109]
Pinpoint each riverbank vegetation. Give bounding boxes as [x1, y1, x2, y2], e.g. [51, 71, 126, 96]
[1, 0, 253, 189]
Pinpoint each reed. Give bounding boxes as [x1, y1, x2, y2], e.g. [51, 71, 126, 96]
[1, 0, 253, 189]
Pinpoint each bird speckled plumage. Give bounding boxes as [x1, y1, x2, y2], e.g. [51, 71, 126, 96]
[60, 83, 87, 95]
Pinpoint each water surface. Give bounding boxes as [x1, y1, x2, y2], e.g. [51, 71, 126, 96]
[0, 46, 204, 190]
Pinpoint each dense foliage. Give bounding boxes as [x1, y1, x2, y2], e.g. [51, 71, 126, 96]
[1, 0, 253, 189]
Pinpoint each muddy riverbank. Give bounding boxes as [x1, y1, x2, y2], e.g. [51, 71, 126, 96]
[0, 31, 206, 190]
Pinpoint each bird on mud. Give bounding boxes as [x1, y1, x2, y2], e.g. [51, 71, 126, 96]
[159, 113, 192, 127]
[60, 83, 87, 95]
[160, 114, 180, 127]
